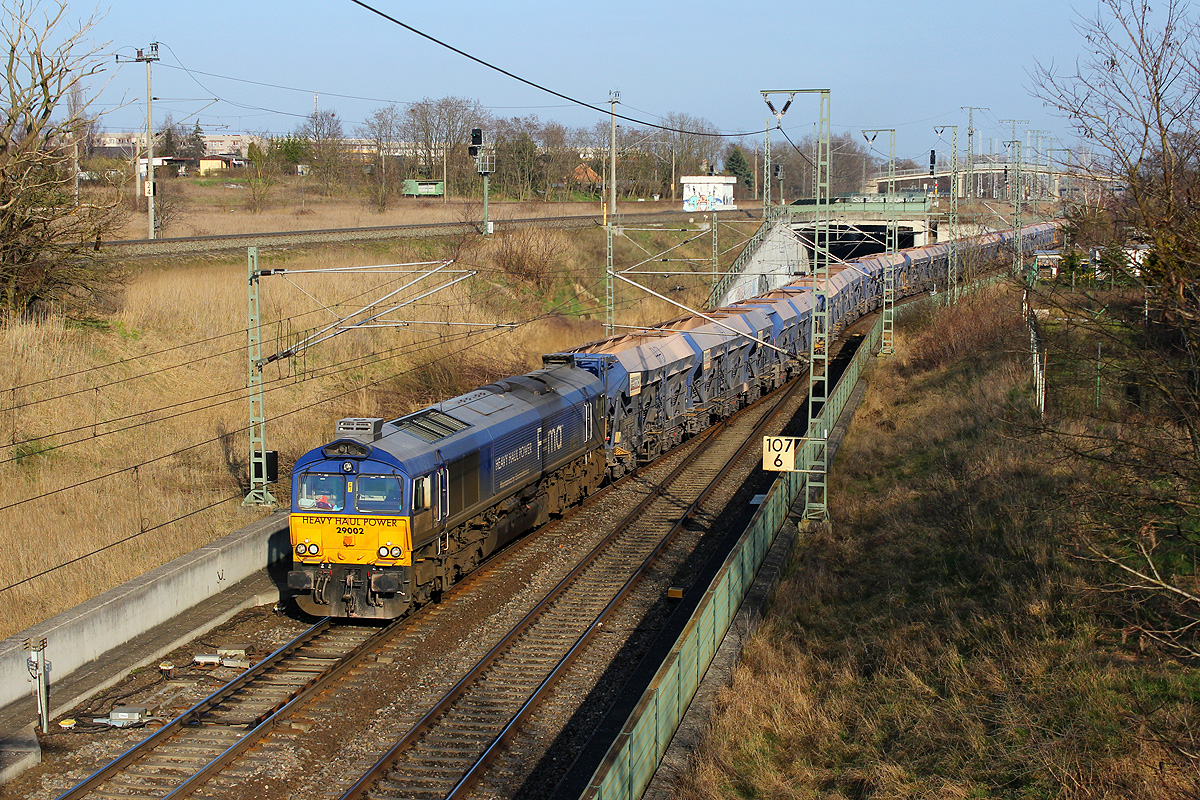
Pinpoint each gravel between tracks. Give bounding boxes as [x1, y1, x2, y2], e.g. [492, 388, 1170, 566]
[7, 336, 844, 800]
[466, 381, 814, 800]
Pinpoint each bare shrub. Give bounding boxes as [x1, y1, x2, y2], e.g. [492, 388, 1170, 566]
[488, 227, 568, 291]
[906, 285, 1022, 371]
[152, 179, 187, 235]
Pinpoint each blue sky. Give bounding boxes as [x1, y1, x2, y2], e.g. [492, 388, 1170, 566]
[81, 0, 1094, 161]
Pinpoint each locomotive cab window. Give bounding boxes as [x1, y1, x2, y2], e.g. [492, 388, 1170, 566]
[355, 475, 402, 512]
[297, 473, 346, 512]
[412, 475, 431, 512]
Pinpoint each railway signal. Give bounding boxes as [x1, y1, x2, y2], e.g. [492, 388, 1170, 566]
[469, 127, 494, 234]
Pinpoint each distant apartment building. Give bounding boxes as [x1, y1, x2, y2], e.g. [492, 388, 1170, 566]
[201, 133, 258, 157]
[96, 131, 144, 153]
[94, 131, 259, 158]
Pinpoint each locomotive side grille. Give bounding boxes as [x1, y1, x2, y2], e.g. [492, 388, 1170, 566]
[395, 409, 471, 443]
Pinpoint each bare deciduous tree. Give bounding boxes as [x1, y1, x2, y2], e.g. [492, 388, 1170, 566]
[1034, 0, 1200, 318]
[402, 96, 490, 196]
[0, 0, 125, 319]
[244, 136, 280, 213]
[297, 109, 347, 197]
[358, 104, 403, 212]
[1032, 0, 1200, 661]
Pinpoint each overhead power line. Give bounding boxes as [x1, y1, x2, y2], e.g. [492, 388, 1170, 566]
[0, 242, 717, 593]
[344, 0, 756, 138]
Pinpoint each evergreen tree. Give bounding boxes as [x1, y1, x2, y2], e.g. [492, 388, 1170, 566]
[181, 121, 205, 160]
[725, 146, 753, 193]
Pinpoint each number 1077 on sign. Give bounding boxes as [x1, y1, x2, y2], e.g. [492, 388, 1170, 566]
[762, 436, 803, 472]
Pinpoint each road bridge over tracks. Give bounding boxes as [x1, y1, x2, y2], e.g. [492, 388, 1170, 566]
[708, 198, 934, 308]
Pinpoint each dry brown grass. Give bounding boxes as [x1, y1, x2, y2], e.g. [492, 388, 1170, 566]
[0, 216, 730, 638]
[676, 285, 1200, 799]
[113, 174, 633, 239]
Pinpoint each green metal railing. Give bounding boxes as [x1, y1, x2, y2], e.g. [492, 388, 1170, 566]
[705, 214, 778, 308]
[706, 199, 934, 310]
[580, 260, 1036, 800]
[581, 316, 883, 800]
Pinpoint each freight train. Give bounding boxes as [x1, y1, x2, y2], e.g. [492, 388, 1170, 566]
[287, 222, 1057, 618]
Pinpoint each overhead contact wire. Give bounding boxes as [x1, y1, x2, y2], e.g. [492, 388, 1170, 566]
[345, 0, 756, 138]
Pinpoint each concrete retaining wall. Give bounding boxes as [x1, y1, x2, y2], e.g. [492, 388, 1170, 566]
[0, 512, 290, 712]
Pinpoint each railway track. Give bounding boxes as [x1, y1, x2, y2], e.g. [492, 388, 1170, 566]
[339, 375, 807, 800]
[47, 420, 734, 800]
[104, 209, 758, 257]
[54, 621, 392, 800]
[52, 367, 803, 800]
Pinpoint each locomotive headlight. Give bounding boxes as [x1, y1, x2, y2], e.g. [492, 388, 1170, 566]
[307, 542, 318, 555]
[390, 546, 402, 558]
[296, 543, 307, 556]
[377, 546, 390, 558]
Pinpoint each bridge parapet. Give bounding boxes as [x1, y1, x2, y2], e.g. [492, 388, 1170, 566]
[708, 198, 934, 309]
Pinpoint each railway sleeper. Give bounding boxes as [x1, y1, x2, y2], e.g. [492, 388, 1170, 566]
[423, 731, 496, 746]
[388, 762, 465, 778]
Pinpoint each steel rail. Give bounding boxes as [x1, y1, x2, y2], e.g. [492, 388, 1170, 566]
[339, 375, 806, 800]
[104, 209, 760, 253]
[53, 617, 333, 800]
[444, 375, 808, 800]
[158, 616, 409, 799]
[48, 387, 765, 800]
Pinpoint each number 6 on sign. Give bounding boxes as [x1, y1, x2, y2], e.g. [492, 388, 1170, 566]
[762, 436, 801, 472]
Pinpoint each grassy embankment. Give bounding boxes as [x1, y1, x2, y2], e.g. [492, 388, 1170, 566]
[112, 173, 663, 240]
[679, 284, 1199, 798]
[0, 214, 752, 639]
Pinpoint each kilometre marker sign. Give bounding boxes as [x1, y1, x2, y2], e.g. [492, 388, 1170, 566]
[762, 436, 803, 472]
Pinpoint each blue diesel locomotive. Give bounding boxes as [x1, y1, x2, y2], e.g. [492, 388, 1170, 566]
[287, 223, 1056, 619]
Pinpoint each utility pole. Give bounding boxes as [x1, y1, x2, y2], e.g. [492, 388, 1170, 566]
[1030, 130, 1051, 196]
[244, 247, 276, 507]
[752, 142, 757, 201]
[1006, 139, 1025, 277]
[606, 90, 619, 336]
[764, 89, 829, 520]
[118, 44, 160, 239]
[863, 128, 897, 353]
[936, 126, 959, 300]
[671, 145, 677, 203]
[762, 118, 771, 214]
[711, 211, 718, 290]
[608, 91, 619, 222]
[811, 121, 818, 200]
[961, 106, 988, 200]
[762, 93, 797, 217]
[999, 119, 1028, 201]
[807, 88, 832, 521]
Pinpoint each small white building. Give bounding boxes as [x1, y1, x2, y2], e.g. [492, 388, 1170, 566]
[681, 175, 736, 212]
